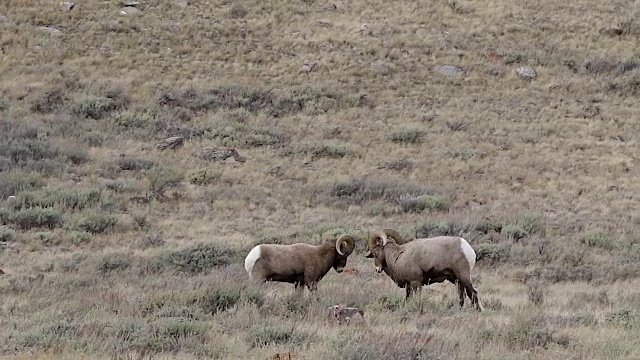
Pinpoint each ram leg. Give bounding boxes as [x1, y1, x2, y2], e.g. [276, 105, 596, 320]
[457, 280, 466, 308]
[460, 279, 482, 312]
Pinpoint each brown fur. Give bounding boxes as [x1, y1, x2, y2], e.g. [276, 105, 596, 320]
[366, 230, 482, 311]
[247, 235, 355, 292]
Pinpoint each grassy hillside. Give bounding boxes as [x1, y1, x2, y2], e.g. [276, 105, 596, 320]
[1, 0, 639, 358]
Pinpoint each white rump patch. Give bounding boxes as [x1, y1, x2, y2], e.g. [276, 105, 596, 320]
[459, 238, 476, 271]
[244, 245, 262, 278]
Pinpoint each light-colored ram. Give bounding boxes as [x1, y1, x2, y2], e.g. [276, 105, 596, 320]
[365, 229, 482, 311]
[245, 234, 356, 292]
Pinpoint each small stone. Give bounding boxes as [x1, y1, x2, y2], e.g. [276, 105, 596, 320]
[175, 0, 190, 6]
[122, 0, 140, 6]
[120, 6, 141, 15]
[0, 15, 8, 23]
[433, 64, 465, 76]
[60, 1, 75, 11]
[38, 25, 62, 34]
[515, 66, 537, 80]
[370, 60, 393, 74]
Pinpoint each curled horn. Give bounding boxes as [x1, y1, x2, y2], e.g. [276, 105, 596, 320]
[336, 235, 356, 256]
[382, 228, 405, 245]
[365, 230, 388, 257]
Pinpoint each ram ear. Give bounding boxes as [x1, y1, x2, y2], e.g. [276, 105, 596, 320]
[364, 250, 372, 258]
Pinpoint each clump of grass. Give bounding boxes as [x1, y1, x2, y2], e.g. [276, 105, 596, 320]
[73, 214, 117, 234]
[72, 88, 128, 119]
[247, 324, 306, 348]
[377, 158, 415, 172]
[501, 214, 544, 242]
[198, 287, 241, 314]
[31, 89, 66, 114]
[328, 178, 432, 207]
[97, 252, 132, 274]
[117, 157, 157, 171]
[283, 144, 350, 159]
[388, 128, 424, 144]
[397, 194, 450, 213]
[0, 227, 16, 242]
[152, 244, 239, 274]
[0, 173, 45, 198]
[526, 280, 547, 306]
[187, 168, 221, 186]
[581, 232, 616, 251]
[145, 166, 184, 200]
[475, 243, 511, 264]
[9, 207, 64, 230]
[7, 188, 104, 211]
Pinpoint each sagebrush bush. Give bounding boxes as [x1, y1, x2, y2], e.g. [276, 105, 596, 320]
[73, 214, 117, 234]
[0, 173, 44, 198]
[8, 188, 104, 211]
[388, 128, 424, 144]
[97, 252, 132, 274]
[10, 207, 64, 230]
[0, 227, 16, 242]
[152, 244, 239, 274]
[247, 324, 305, 348]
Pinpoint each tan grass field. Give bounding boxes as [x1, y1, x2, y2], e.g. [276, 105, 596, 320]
[0, 0, 639, 359]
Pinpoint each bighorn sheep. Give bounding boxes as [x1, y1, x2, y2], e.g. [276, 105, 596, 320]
[365, 229, 483, 311]
[244, 234, 356, 292]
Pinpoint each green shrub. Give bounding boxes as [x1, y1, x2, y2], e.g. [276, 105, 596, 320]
[8, 188, 104, 211]
[10, 207, 63, 230]
[154, 244, 239, 274]
[283, 144, 350, 159]
[74, 214, 117, 234]
[247, 324, 305, 348]
[502, 214, 544, 241]
[475, 243, 511, 264]
[581, 232, 616, 250]
[0, 173, 45, 198]
[0, 227, 16, 242]
[187, 168, 221, 186]
[72, 93, 127, 119]
[117, 157, 157, 171]
[198, 287, 241, 314]
[398, 194, 450, 213]
[97, 252, 132, 274]
[388, 128, 424, 144]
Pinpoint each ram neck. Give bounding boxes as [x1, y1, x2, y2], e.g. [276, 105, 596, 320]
[317, 244, 336, 275]
[383, 245, 404, 267]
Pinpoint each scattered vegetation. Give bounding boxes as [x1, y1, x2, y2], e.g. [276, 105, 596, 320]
[0, 0, 638, 358]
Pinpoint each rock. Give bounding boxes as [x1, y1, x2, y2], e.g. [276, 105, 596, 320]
[198, 147, 246, 163]
[156, 136, 184, 151]
[599, 27, 623, 36]
[433, 64, 465, 76]
[60, 2, 75, 11]
[370, 60, 393, 74]
[122, 0, 140, 6]
[0, 15, 8, 23]
[299, 62, 317, 73]
[515, 66, 537, 80]
[38, 25, 62, 34]
[175, 0, 191, 7]
[120, 6, 140, 15]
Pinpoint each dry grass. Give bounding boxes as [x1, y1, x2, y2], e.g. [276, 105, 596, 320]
[1, 0, 639, 359]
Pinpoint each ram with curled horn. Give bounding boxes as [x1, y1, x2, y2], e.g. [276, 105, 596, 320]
[245, 232, 356, 293]
[365, 229, 483, 311]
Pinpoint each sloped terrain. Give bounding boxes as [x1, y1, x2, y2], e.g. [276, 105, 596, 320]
[0, 0, 639, 359]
